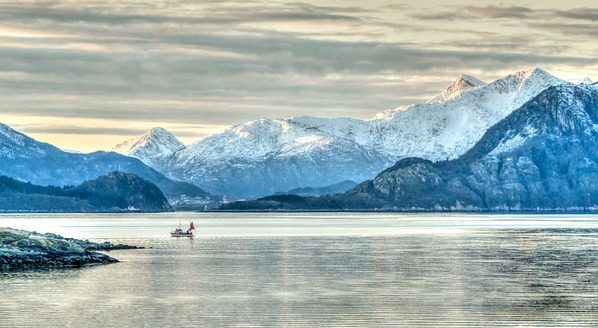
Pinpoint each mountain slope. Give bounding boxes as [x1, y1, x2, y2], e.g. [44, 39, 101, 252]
[220, 83, 598, 211]
[157, 68, 566, 197]
[0, 123, 210, 200]
[113, 127, 185, 167]
[352, 83, 598, 211]
[276, 180, 358, 197]
[162, 116, 390, 196]
[70, 171, 173, 211]
[370, 68, 565, 161]
[0, 171, 172, 212]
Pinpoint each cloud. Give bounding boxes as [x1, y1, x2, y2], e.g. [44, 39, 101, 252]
[15, 125, 151, 136]
[0, 0, 596, 150]
[412, 4, 598, 23]
[553, 8, 598, 21]
[413, 5, 535, 20]
[527, 22, 598, 37]
[14, 123, 214, 138]
[0, 1, 367, 27]
[465, 5, 534, 19]
[1, 35, 594, 126]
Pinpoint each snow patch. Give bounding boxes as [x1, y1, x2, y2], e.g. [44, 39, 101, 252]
[490, 126, 538, 156]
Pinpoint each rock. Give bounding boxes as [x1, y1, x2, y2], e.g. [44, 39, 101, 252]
[0, 227, 140, 271]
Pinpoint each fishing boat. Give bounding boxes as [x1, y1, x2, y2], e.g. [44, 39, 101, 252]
[171, 221, 195, 238]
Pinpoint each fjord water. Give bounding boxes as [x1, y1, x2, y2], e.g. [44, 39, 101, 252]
[1, 213, 598, 327]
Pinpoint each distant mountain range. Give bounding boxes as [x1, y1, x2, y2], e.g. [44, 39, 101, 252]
[3, 67, 595, 212]
[0, 123, 211, 201]
[0, 171, 172, 212]
[222, 82, 598, 211]
[115, 68, 566, 197]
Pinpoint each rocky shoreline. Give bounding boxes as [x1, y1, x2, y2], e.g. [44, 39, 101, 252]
[0, 228, 141, 271]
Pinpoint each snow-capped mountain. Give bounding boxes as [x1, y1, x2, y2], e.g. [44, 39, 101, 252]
[222, 82, 598, 211]
[152, 68, 568, 197]
[113, 127, 184, 167]
[162, 117, 392, 197]
[0, 123, 210, 199]
[347, 82, 598, 211]
[370, 68, 566, 161]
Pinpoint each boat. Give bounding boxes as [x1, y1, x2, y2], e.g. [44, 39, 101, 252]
[171, 221, 195, 238]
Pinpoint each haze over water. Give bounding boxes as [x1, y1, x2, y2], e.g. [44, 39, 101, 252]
[1, 213, 598, 327]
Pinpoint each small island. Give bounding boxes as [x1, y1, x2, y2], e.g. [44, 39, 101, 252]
[0, 228, 140, 271]
[0, 171, 174, 213]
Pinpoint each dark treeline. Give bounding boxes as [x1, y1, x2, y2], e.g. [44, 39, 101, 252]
[0, 171, 172, 212]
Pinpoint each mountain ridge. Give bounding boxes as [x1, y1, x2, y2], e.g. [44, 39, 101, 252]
[152, 68, 568, 197]
[0, 123, 211, 200]
[220, 83, 598, 211]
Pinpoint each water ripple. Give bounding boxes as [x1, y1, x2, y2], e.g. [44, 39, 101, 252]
[1, 214, 598, 327]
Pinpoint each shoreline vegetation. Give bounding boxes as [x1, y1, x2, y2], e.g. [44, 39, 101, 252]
[0, 228, 142, 272]
[0, 172, 173, 213]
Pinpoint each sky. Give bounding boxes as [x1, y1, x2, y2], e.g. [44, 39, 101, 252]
[0, 0, 597, 151]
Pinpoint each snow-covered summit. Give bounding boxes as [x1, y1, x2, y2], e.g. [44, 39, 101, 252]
[113, 127, 185, 166]
[370, 67, 566, 160]
[175, 116, 369, 164]
[427, 74, 486, 104]
[373, 68, 563, 118]
[151, 68, 569, 197]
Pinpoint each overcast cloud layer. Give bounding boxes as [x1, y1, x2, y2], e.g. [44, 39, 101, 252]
[0, 0, 596, 150]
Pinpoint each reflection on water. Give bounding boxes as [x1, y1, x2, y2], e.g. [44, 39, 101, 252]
[1, 214, 598, 327]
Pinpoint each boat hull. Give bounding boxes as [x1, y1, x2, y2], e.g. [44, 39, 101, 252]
[170, 233, 193, 238]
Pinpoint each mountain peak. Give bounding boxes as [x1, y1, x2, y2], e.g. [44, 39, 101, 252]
[455, 74, 486, 87]
[113, 127, 185, 165]
[521, 66, 546, 75]
[476, 68, 564, 98]
[136, 127, 176, 142]
[147, 127, 169, 135]
[513, 67, 558, 84]
[579, 77, 593, 85]
[427, 73, 486, 103]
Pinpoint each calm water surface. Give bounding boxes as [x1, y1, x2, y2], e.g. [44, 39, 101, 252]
[1, 212, 598, 327]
